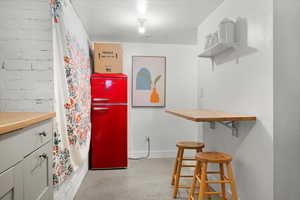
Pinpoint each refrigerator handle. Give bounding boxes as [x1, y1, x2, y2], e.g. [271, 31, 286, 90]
[93, 107, 109, 111]
[93, 98, 110, 102]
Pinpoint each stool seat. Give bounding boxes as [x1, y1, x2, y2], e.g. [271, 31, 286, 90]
[176, 141, 205, 149]
[196, 152, 232, 163]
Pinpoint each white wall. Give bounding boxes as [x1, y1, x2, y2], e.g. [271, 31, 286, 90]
[197, 0, 273, 199]
[0, 0, 53, 112]
[122, 43, 199, 157]
[274, 0, 300, 199]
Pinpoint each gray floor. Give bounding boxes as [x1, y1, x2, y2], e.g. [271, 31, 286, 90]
[74, 158, 217, 200]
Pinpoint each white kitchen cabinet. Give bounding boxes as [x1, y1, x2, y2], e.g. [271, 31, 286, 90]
[0, 114, 54, 200]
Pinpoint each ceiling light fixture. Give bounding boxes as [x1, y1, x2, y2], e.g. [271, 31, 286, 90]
[137, 0, 147, 15]
[138, 18, 146, 34]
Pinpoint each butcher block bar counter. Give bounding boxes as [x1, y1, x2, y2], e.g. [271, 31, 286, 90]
[165, 109, 256, 122]
[0, 112, 56, 135]
[166, 109, 256, 137]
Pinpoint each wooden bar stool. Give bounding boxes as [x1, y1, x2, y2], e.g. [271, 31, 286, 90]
[189, 152, 238, 200]
[171, 141, 205, 198]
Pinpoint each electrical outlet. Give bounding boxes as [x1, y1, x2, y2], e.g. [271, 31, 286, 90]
[145, 136, 150, 142]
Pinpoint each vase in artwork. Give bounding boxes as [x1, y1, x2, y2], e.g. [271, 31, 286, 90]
[150, 87, 160, 103]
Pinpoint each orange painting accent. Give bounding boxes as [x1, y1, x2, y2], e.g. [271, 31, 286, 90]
[150, 88, 160, 103]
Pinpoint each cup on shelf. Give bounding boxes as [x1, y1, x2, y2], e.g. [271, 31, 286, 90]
[235, 17, 248, 47]
[219, 18, 235, 44]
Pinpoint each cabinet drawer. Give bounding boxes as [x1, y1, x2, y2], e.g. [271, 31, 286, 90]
[0, 131, 24, 173]
[0, 162, 23, 200]
[22, 119, 53, 156]
[23, 142, 53, 200]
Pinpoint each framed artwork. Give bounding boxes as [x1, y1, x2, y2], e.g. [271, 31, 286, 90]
[132, 56, 166, 107]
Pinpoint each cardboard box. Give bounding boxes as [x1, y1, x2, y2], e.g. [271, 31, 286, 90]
[94, 43, 122, 73]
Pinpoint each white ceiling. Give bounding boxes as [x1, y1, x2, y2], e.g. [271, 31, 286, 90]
[72, 0, 223, 44]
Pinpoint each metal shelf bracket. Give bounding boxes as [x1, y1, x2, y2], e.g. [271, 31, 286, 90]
[209, 121, 240, 137]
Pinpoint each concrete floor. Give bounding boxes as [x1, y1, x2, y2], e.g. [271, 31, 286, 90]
[74, 158, 218, 200]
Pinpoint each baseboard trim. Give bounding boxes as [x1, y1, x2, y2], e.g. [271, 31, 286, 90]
[128, 150, 196, 158]
[54, 160, 88, 200]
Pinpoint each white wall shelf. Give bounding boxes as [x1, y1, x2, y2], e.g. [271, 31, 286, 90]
[198, 42, 236, 58]
[198, 42, 238, 68]
[198, 17, 249, 68]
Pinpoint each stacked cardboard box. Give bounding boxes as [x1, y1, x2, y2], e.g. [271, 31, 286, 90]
[94, 43, 122, 74]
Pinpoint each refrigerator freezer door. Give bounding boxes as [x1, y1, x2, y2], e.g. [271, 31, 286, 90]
[91, 76, 127, 104]
[91, 105, 128, 169]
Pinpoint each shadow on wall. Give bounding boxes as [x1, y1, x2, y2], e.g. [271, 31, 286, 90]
[215, 46, 258, 65]
[203, 120, 257, 155]
[202, 119, 272, 199]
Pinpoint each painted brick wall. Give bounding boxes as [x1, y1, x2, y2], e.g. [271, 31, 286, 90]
[0, 0, 53, 112]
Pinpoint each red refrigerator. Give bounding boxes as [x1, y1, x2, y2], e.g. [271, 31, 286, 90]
[90, 73, 128, 169]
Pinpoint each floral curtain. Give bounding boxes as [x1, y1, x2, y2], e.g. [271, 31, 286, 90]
[51, 0, 91, 185]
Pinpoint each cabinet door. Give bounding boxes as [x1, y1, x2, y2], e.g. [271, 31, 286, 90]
[23, 142, 53, 200]
[0, 162, 23, 200]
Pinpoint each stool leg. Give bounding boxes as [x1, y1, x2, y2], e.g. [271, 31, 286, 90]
[206, 174, 212, 200]
[219, 163, 227, 200]
[198, 162, 208, 200]
[189, 160, 201, 200]
[226, 162, 238, 200]
[173, 148, 184, 198]
[197, 162, 202, 186]
[171, 148, 180, 185]
[195, 149, 202, 188]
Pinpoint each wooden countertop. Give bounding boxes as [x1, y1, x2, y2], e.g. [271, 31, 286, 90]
[166, 109, 256, 122]
[0, 112, 56, 135]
